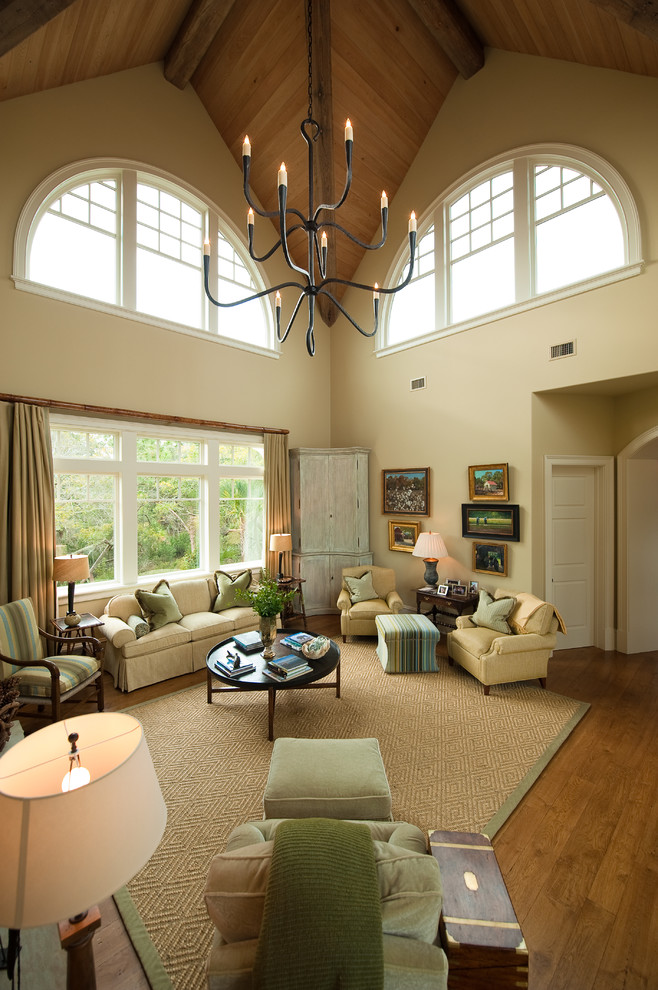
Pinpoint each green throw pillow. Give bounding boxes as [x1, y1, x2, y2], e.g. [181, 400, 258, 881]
[127, 613, 149, 638]
[213, 569, 252, 612]
[135, 579, 183, 631]
[344, 571, 378, 604]
[472, 589, 516, 634]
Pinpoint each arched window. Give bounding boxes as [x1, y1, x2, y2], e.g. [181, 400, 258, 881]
[14, 160, 275, 355]
[382, 144, 642, 354]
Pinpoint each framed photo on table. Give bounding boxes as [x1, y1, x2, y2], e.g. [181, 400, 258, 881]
[461, 503, 519, 542]
[451, 584, 467, 597]
[473, 542, 508, 576]
[382, 468, 430, 516]
[468, 463, 509, 501]
[437, 585, 449, 597]
[388, 520, 420, 552]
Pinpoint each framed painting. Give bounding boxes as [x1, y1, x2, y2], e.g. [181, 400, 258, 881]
[468, 463, 509, 501]
[388, 520, 420, 552]
[473, 542, 508, 576]
[461, 503, 519, 542]
[382, 468, 430, 516]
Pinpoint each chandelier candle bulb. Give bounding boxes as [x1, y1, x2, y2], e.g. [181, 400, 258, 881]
[247, 208, 254, 228]
[381, 190, 388, 211]
[409, 211, 417, 233]
[204, 240, 210, 256]
[345, 118, 353, 142]
[242, 135, 251, 157]
[373, 283, 379, 300]
[278, 163, 287, 187]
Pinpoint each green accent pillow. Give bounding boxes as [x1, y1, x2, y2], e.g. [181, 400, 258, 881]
[213, 569, 252, 612]
[344, 571, 378, 604]
[135, 579, 183, 631]
[472, 589, 516, 634]
[127, 613, 149, 638]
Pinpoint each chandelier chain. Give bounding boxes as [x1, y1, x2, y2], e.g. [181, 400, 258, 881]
[307, 0, 313, 120]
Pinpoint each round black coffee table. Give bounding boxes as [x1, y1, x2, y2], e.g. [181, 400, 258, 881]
[206, 630, 340, 740]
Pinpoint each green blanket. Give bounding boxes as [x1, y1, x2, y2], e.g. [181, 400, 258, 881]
[252, 818, 384, 989]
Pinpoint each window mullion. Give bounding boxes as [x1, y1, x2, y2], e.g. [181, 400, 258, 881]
[122, 170, 137, 310]
[207, 210, 218, 334]
[121, 430, 138, 585]
[514, 158, 531, 301]
[436, 207, 446, 331]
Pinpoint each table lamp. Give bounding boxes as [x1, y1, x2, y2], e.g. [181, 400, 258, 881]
[53, 554, 90, 626]
[269, 533, 292, 581]
[0, 712, 167, 990]
[412, 532, 448, 588]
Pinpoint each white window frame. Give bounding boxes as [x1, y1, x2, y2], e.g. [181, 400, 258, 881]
[378, 143, 643, 356]
[51, 413, 265, 604]
[13, 158, 279, 359]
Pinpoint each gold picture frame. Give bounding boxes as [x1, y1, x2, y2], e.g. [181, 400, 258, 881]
[468, 463, 509, 501]
[388, 520, 420, 552]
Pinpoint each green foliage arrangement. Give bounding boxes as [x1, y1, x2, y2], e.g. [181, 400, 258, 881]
[238, 571, 297, 618]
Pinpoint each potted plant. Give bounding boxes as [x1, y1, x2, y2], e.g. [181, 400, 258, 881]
[238, 571, 297, 658]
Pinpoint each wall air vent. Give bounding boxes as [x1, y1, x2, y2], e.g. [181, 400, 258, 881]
[550, 340, 576, 360]
[410, 376, 427, 391]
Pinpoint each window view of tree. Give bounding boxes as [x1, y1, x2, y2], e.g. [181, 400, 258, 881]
[137, 475, 200, 575]
[54, 473, 115, 583]
[219, 443, 264, 564]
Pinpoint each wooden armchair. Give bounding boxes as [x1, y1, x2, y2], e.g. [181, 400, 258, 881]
[0, 598, 105, 723]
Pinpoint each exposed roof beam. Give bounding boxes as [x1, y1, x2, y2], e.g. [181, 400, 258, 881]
[588, 0, 658, 43]
[0, 0, 78, 58]
[311, 0, 338, 328]
[406, 0, 484, 79]
[164, 0, 237, 90]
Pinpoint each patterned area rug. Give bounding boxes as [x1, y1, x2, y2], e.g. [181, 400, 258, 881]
[120, 639, 589, 990]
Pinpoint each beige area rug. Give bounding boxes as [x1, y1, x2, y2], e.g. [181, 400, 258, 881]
[119, 639, 589, 990]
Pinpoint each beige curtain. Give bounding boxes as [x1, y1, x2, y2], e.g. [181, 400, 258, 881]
[264, 433, 291, 578]
[0, 401, 56, 629]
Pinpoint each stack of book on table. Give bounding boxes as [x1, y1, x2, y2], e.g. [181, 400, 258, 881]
[214, 649, 256, 678]
[232, 630, 264, 653]
[280, 631, 314, 651]
[264, 654, 313, 682]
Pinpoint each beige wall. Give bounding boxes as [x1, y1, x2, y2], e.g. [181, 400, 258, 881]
[0, 64, 331, 448]
[331, 51, 658, 607]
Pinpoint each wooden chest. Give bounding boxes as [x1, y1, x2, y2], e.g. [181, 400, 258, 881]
[429, 829, 528, 989]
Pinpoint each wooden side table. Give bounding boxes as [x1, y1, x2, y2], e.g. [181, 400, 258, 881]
[416, 588, 478, 636]
[51, 613, 105, 655]
[277, 577, 307, 629]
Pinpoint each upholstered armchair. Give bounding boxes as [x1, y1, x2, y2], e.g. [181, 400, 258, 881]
[0, 598, 105, 723]
[337, 565, 404, 641]
[447, 588, 566, 694]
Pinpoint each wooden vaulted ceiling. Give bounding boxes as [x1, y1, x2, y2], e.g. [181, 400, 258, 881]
[1, 0, 658, 324]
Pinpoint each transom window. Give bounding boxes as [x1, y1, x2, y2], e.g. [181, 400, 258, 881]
[382, 144, 642, 353]
[15, 161, 275, 355]
[52, 417, 265, 595]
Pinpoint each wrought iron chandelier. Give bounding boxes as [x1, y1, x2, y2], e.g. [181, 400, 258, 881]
[203, 1, 417, 357]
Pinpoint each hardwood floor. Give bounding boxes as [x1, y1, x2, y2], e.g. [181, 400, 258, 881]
[20, 618, 658, 989]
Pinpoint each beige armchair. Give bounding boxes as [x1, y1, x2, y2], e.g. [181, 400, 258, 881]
[447, 589, 566, 695]
[337, 565, 404, 642]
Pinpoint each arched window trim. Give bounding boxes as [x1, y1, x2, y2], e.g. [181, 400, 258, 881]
[12, 157, 280, 359]
[378, 143, 643, 357]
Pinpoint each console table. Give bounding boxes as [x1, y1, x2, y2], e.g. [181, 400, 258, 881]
[416, 588, 478, 635]
[277, 577, 307, 629]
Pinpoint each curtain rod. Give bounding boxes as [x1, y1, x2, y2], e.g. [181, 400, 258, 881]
[0, 393, 289, 436]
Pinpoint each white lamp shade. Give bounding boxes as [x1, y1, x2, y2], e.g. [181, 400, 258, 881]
[0, 712, 167, 929]
[269, 533, 292, 553]
[412, 532, 448, 560]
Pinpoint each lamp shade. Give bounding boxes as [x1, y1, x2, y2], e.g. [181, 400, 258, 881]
[269, 533, 292, 553]
[0, 712, 166, 929]
[52, 554, 90, 584]
[412, 532, 448, 560]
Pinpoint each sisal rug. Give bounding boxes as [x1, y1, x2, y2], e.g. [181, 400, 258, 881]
[119, 639, 588, 990]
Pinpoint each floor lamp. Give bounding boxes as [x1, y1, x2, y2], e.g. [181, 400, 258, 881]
[0, 713, 167, 990]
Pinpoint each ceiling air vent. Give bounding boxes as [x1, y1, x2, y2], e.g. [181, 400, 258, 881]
[550, 340, 576, 360]
[410, 376, 427, 391]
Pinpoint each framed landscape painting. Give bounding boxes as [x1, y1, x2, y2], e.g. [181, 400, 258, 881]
[461, 503, 519, 542]
[473, 542, 508, 576]
[382, 468, 430, 515]
[468, 463, 509, 501]
[388, 520, 420, 552]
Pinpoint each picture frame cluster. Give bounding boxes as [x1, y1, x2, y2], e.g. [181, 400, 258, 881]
[465, 463, 514, 577]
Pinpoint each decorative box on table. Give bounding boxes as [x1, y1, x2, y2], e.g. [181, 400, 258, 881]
[429, 829, 528, 989]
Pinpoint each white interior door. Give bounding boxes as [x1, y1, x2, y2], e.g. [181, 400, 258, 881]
[549, 466, 595, 648]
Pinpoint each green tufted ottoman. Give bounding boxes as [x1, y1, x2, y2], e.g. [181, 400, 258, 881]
[375, 613, 440, 674]
[263, 737, 393, 821]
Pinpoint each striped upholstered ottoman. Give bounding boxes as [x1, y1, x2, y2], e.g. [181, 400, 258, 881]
[375, 613, 440, 674]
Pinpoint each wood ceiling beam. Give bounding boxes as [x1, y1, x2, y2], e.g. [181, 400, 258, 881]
[164, 0, 237, 90]
[406, 0, 484, 79]
[311, 0, 338, 328]
[0, 0, 78, 58]
[588, 0, 658, 43]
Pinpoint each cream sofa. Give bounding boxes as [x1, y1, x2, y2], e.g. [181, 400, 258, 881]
[447, 588, 566, 694]
[337, 564, 404, 641]
[102, 575, 259, 692]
